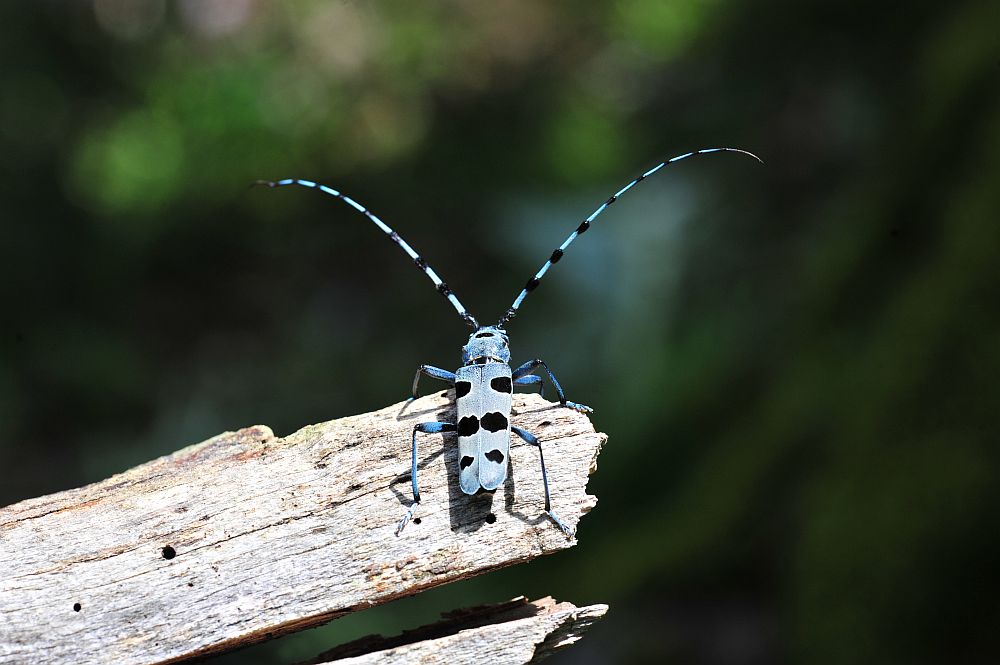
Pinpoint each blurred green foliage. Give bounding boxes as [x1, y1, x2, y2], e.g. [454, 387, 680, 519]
[1, 2, 997, 663]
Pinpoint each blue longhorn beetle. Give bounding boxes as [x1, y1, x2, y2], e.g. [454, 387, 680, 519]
[256, 147, 761, 538]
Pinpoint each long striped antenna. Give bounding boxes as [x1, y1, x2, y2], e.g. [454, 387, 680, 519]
[255, 178, 480, 329]
[497, 147, 762, 327]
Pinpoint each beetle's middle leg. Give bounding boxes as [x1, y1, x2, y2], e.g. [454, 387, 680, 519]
[512, 359, 592, 413]
[511, 425, 574, 538]
[396, 421, 456, 536]
[513, 373, 544, 398]
[410, 365, 456, 400]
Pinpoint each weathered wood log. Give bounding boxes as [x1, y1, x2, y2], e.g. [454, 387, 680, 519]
[304, 596, 608, 664]
[0, 392, 604, 664]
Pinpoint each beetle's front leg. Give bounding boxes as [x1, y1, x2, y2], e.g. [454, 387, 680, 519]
[511, 359, 592, 413]
[409, 365, 456, 400]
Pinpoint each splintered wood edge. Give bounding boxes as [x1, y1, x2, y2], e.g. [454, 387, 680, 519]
[0, 393, 605, 665]
[306, 597, 610, 665]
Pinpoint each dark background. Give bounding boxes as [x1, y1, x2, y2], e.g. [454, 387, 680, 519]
[2, 2, 998, 663]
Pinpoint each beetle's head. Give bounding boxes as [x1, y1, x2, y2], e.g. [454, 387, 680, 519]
[462, 326, 510, 365]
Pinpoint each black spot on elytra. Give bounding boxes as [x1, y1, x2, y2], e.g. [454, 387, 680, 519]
[490, 377, 512, 393]
[458, 416, 480, 436]
[161, 546, 176, 560]
[525, 277, 540, 292]
[460, 455, 475, 469]
[73, 603, 81, 612]
[480, 412, 508, 432]
[485, 513, 497, 524]
[455, 381, 472, 398]
[550, 248, 564, 263]
[485, 449, 505, 463]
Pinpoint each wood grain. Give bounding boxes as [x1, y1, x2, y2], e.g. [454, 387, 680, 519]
[0, 392, 604, 664]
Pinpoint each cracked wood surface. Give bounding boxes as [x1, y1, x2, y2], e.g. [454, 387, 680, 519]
[303, 596, 608, 664]
[0, 392, 604, 665]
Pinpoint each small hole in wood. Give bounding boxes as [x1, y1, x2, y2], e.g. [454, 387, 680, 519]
[412, 518, 422, 525]
[485, 513, 496, 524]
[73, 602, 81, 612]
[539, 421, 551, 427]
[161, 546, 176, 560]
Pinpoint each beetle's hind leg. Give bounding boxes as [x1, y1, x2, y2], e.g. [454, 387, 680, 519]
[396, 421, 456, 536]
[511, 425, 574, 538]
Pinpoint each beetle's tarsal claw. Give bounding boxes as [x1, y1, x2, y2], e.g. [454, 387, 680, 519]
[396, 502, 419, 536]
[546, 510, 575, 538]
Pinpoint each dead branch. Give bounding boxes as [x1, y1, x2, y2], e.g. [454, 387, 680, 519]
[305, 596, 608, 664]
[0, 392, 604, 664]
